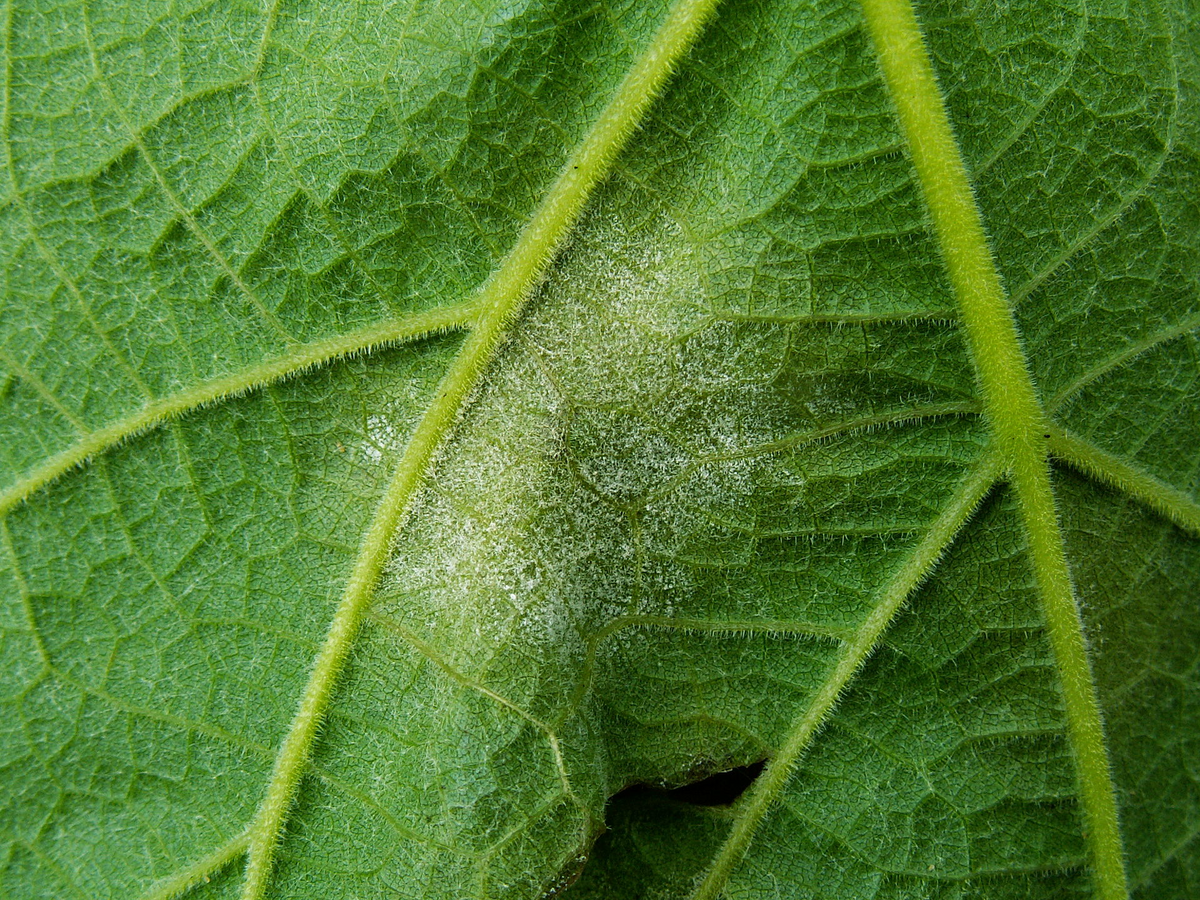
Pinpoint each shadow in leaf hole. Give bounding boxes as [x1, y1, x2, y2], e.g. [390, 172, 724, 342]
[620, 758, 766, 807]
[553, 760, 766, 897]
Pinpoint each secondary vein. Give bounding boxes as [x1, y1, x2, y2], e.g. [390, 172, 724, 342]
[859, 1, 1129, 897]
[136, 831, 251, 900]
[689, 449, 1002, 900]
[1048, 424, 1200, 537]
[237, 1, 723, 896]
[0, 302, 480, 517]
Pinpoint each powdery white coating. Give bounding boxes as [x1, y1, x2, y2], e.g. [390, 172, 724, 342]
[365, 184, 989, 839]
[363, 414, 404, 464]
[374, 206, 719, 700]
[369, 195, 840, 724]
[372, 191, 981, 710]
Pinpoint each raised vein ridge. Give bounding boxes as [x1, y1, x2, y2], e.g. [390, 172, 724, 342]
[136, 831, 251, 900]
[238, 1, 723, 896]
[0, 302, 480, 517]
[859, 0, 1129, 896]
[1048, 424, 1200, 537]
[689, 449, 1003, 900]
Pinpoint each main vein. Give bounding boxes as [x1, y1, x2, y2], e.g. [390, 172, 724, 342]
[238, 1, 722, 896]
[689, 449, 1002, 900]
[859, 1, 1129, 897]
[0, 302, 480, 517]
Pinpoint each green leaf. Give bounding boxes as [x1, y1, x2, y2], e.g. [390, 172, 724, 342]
[1, 0, 1197, 898]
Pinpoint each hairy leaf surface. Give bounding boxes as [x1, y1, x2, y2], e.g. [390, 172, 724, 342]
[1, 0, 1198, 898]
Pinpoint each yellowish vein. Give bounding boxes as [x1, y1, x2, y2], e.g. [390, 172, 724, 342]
[1049, 424, 1200, 537]
[0, 302, 480, 518]
[238, 1, 723, 896]
[690, 449, 1003, 900]
[136, 831, 250, 900]
[859, 0, 1129, 897]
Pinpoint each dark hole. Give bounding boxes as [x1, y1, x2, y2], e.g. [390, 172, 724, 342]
[615, 759, 766, 808]
[669, 759, 766, 805]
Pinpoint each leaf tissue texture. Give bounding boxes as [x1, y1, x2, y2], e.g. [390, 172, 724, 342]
[0, 0, 1197, 897]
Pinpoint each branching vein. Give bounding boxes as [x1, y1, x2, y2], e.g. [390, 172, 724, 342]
[237, 1, 722, 896]
[135, 831, 251, 900]
[688, 449, 1002, 900]
[859, 0, 1130, 896]
[80, 1, 296, 347]
[1047, 312, 1200, 413]
[0, 302, 480, 517]
[1048, 424, 1200, 536]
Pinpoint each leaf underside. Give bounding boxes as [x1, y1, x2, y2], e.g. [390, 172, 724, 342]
[1, 0, 1198, 899]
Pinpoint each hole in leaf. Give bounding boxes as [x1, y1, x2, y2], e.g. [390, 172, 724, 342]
[554, 762, 767, 896]
[667, 758, 766, 805]
[615, 758, 766, 807]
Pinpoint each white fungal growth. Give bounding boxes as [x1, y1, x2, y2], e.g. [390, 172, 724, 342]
[363, 413, 403, 464]
[370, 199, 806, 714]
